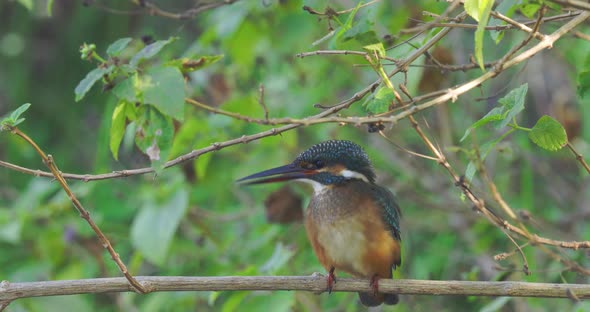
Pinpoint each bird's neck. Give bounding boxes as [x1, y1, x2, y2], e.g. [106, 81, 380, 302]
[307, 180, 373, 221]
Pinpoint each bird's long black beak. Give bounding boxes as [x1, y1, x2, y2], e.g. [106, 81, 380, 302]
[236, 164, 312, 185]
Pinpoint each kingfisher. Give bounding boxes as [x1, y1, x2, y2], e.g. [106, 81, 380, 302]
[237, 140, 401, 306]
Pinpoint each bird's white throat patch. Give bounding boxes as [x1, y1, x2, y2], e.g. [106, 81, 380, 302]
[298, 178, 327, 194]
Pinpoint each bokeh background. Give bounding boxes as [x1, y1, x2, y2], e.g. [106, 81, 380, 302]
[1, 1, 590, 311]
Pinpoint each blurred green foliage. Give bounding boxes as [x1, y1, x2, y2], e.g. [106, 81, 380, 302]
[2, 1, 590, 311]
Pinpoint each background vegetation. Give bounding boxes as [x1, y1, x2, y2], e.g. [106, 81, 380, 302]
[1, 0, 590, 311]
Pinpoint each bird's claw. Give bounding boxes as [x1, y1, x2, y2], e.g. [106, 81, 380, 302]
[327, 267, 336, 294]
[370, 274, 379, 296]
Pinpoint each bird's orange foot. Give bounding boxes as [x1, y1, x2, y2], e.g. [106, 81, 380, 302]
[370, 274, 379, 296]
[327, 267, 336, 294]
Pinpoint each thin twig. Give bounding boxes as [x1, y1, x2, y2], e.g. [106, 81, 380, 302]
[186, 97, 268, 123]
[494, 242, 531, 261]
[547, 0, 590, 11]
[566, 142, 590, 174]
[0, 300, 10, 312]
[400, 11, 581, 34]
[258, 83, 269, 122]
[573, 30, 590, 41]
[490, 11, 546, 40]
[474, 145, 519, 220]
[4, 126, 147, 294]
[335, 0, 381, 14]
[139, 0, 239, 19]
[400, 0, 463, 34]
[501, 229, 531, 275]
[0, 37, 584, 183]
[494, 5, 547, 72]
[0, 13, 471, 182]
[296, 50, 368, 58]
[302, 0, 381, 16]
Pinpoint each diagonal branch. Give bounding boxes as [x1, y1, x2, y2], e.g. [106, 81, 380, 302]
[3, 126, 147, 294]
[547, 0, 590, 11]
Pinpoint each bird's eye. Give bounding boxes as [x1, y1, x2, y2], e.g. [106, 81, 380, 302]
[314, 159, 325, 168]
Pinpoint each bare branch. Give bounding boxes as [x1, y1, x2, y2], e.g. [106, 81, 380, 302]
[566, 142, 590, 174]
[547, 0, 590, 11]
[406, 11, 581, 33]
[3, 127, 147, 294]
[1, 276, 590, 302]
[490, 11, 546, 40]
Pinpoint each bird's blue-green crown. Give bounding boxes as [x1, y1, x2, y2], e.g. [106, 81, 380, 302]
[293, 140, 376, 184]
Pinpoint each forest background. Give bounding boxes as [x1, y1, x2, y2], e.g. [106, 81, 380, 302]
[2, 0, 590, 311]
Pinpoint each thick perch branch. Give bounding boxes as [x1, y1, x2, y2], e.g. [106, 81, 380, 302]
[1, 276, 589, 302]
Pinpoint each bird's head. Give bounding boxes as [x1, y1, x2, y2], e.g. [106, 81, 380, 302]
[237, 140, 375, 192]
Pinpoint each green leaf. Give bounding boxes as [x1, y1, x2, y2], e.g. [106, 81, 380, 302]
[170, 118, 202, 158]
[341, 3, 360, 31]
[520, 3, 541, 19]
[259, 243, 295, 274]
[577, 71, 590, 97]
[222, 292, 250, 312]
[363, 42, 386, 58]
[464, 0, 479, 21]
[106, 38, 133, 57]
[195, 153, 212, 180]
[112, 76, 138, 103]
[140, 66, 186, 121]
[74, 66, 114, 102]
[464, 134, 506, 182]
[47, 0, 54, 16]
[488, 0, 519, 43]
[332, 2, 361, 46]
[110, 101, 129, 160]
[130, 188, 188, 266]
[340, 18, 380, 46]
[364, 87, 394, 114]
[460, 106, 504, 141]
[165, 54, 224, 74]
[461, 84, 528, 141]
[17, 0, 33, 10]
[498, 83, 528, 128]
[465, 161, 477, 182]
[129, 37, 177, 67]
[1, 103, 31, 129]
[238, 291, 295, 312]
[135, 106, 174, 169]
[10, 103, 31, 122]
[0, 209, 21, 244]
[480, 297, 511, 312]
[466, 0, 494, 70]
[528, 115, 567, 151]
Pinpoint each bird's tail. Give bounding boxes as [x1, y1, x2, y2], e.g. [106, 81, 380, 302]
[358, 292, 399, 306]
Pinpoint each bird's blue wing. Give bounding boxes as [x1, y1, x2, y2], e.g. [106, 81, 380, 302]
[373, 185, 402, 241]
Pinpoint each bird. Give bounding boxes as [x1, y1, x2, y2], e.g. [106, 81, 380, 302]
[237, 140, 401, 306]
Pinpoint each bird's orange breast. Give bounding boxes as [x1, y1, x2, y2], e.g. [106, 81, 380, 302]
[305, 198, 400, 278]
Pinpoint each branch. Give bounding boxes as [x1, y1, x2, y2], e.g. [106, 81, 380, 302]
[547, 0, 590, 11]
[404, 11, 581, 33]
[566, 142, 590, 174]
[139, 0, 240, 19]
[490, 11, 546, 40]
[1, 276, 589, 302]
[0, 11, 470, 183]
[3, 127, 146, 294]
